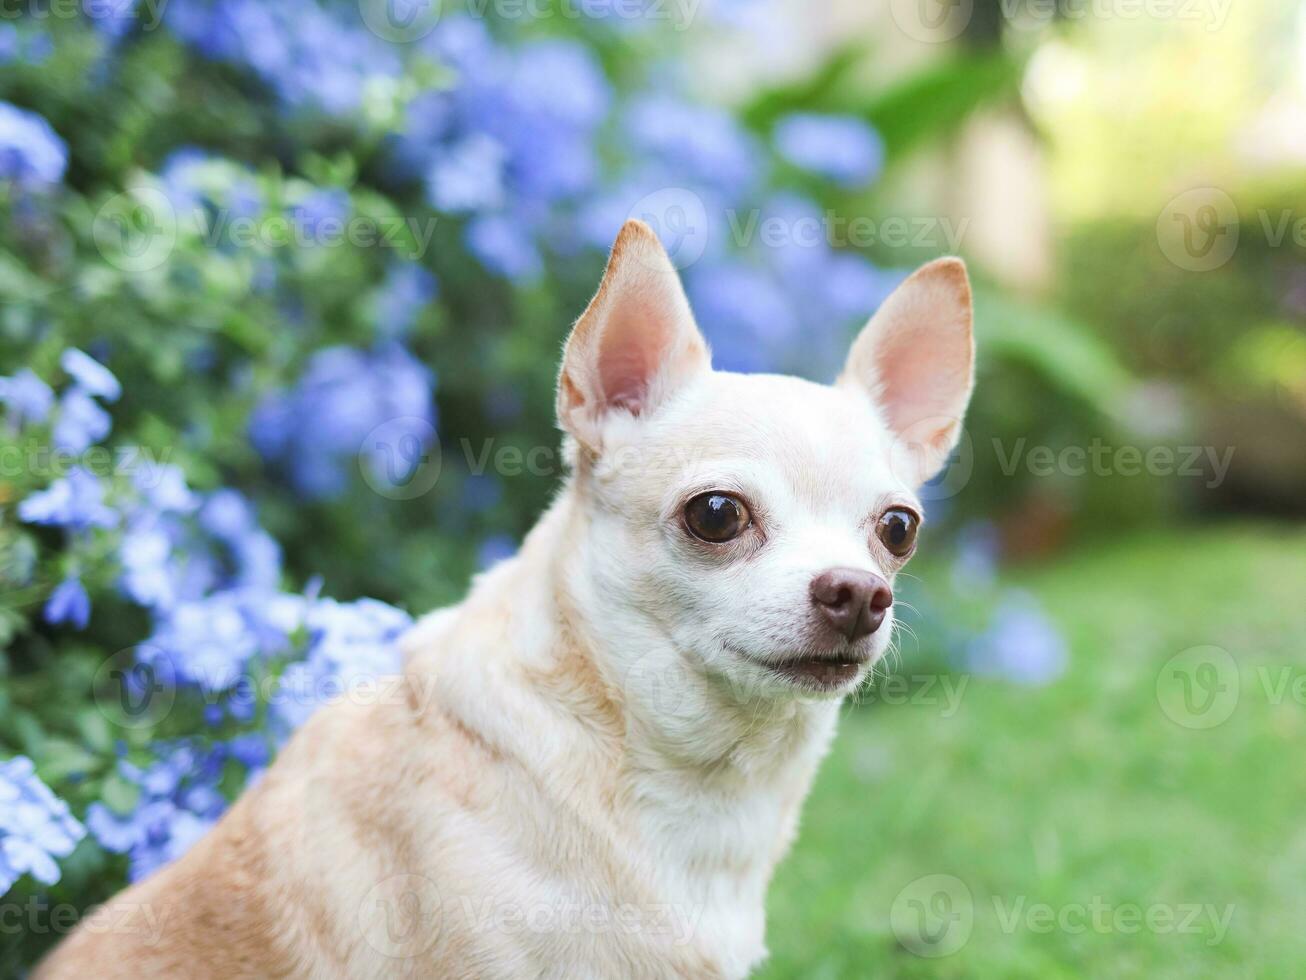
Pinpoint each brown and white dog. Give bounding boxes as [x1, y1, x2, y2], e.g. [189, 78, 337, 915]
[37, 220, 973, 979]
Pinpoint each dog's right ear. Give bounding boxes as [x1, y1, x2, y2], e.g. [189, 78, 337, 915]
[556, 220, 710, 452]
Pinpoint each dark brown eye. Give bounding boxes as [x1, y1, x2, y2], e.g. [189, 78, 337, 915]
[684, 493, 751, 543]
[877, 508, 919, 557]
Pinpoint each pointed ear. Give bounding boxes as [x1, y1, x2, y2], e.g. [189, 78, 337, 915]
[557, 220, 710, 452]
[839, 257, 975, 486]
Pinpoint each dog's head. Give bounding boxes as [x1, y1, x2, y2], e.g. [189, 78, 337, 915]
[557, 220, 973, 702]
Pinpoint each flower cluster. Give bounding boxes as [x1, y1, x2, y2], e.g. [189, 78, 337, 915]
[0, 757, 85, 894]
[0, 101, 67, 188]
[251, 343, 436, 500]
[4, 353, 413, 886]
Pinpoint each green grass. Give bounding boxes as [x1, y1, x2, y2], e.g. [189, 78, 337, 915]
[761, 524, 1306, 979]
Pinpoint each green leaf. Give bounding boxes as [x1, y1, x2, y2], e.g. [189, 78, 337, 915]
[976, 286, 1134, 423]
[100, 770, 141, 816]
[38, 738, 100, 782]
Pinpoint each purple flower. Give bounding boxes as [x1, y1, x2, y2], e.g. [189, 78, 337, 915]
[60, 349, 121, 402]
[375, 263, 438, 340]
[0, 756, 85, 892]
[288, 187, 350, 245]
[626, 97, 759, 193]
[199, 489, 258, 541]
[461, 473, 502, 513]
[44, 576, 91, 629]
[160, 148, 262, 226]
[86, 743, 227, 882]
[466, 214, 541, 280]
[148, 596, 260, 692]
[273, 597, 411, 731]
[53, 388, 113, 454]
[477, 534, 517, 570]
[251, 344, 436, 500]
[136, 464, 199, 515]
[88, 0, 140, 38]
[18, 467, 118, 530]
[167, 0, 400, 116]
[119, 525, 177, 609]
[966, 592, 1068, 686]
[427, 134, 507, 214]
[0, 368, 54, 427]
[774, 113, 883, 187]
[0, 101, 68, 188]
[688, 262, 799, 373]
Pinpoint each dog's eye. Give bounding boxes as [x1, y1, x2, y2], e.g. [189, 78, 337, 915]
[684, 493, 751, 543]
[876, 508, 919, 557]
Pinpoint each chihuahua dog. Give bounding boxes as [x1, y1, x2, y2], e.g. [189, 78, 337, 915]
[38, 220, 973, 979]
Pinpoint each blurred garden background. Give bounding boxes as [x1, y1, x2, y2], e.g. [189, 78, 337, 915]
[2, 0, 1306, 974]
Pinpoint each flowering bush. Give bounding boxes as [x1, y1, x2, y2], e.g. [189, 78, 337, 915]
[0, 1, 1067, 968]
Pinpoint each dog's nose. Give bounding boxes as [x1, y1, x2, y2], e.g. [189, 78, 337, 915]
[810, 568, 893, 641]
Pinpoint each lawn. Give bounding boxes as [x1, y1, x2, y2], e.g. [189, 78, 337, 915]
[761, 524, 1306, 979]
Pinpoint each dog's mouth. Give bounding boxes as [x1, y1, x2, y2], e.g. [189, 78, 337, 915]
[750, 651, 872, 692]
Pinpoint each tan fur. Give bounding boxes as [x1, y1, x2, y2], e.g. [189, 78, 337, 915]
[37, 222, 973, 979]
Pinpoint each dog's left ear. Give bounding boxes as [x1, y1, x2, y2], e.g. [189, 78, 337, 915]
[839, 257, 975, 486]
[557, 219, 710, 452]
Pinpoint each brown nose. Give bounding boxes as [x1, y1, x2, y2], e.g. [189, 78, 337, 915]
[810, 568, 893, 641]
